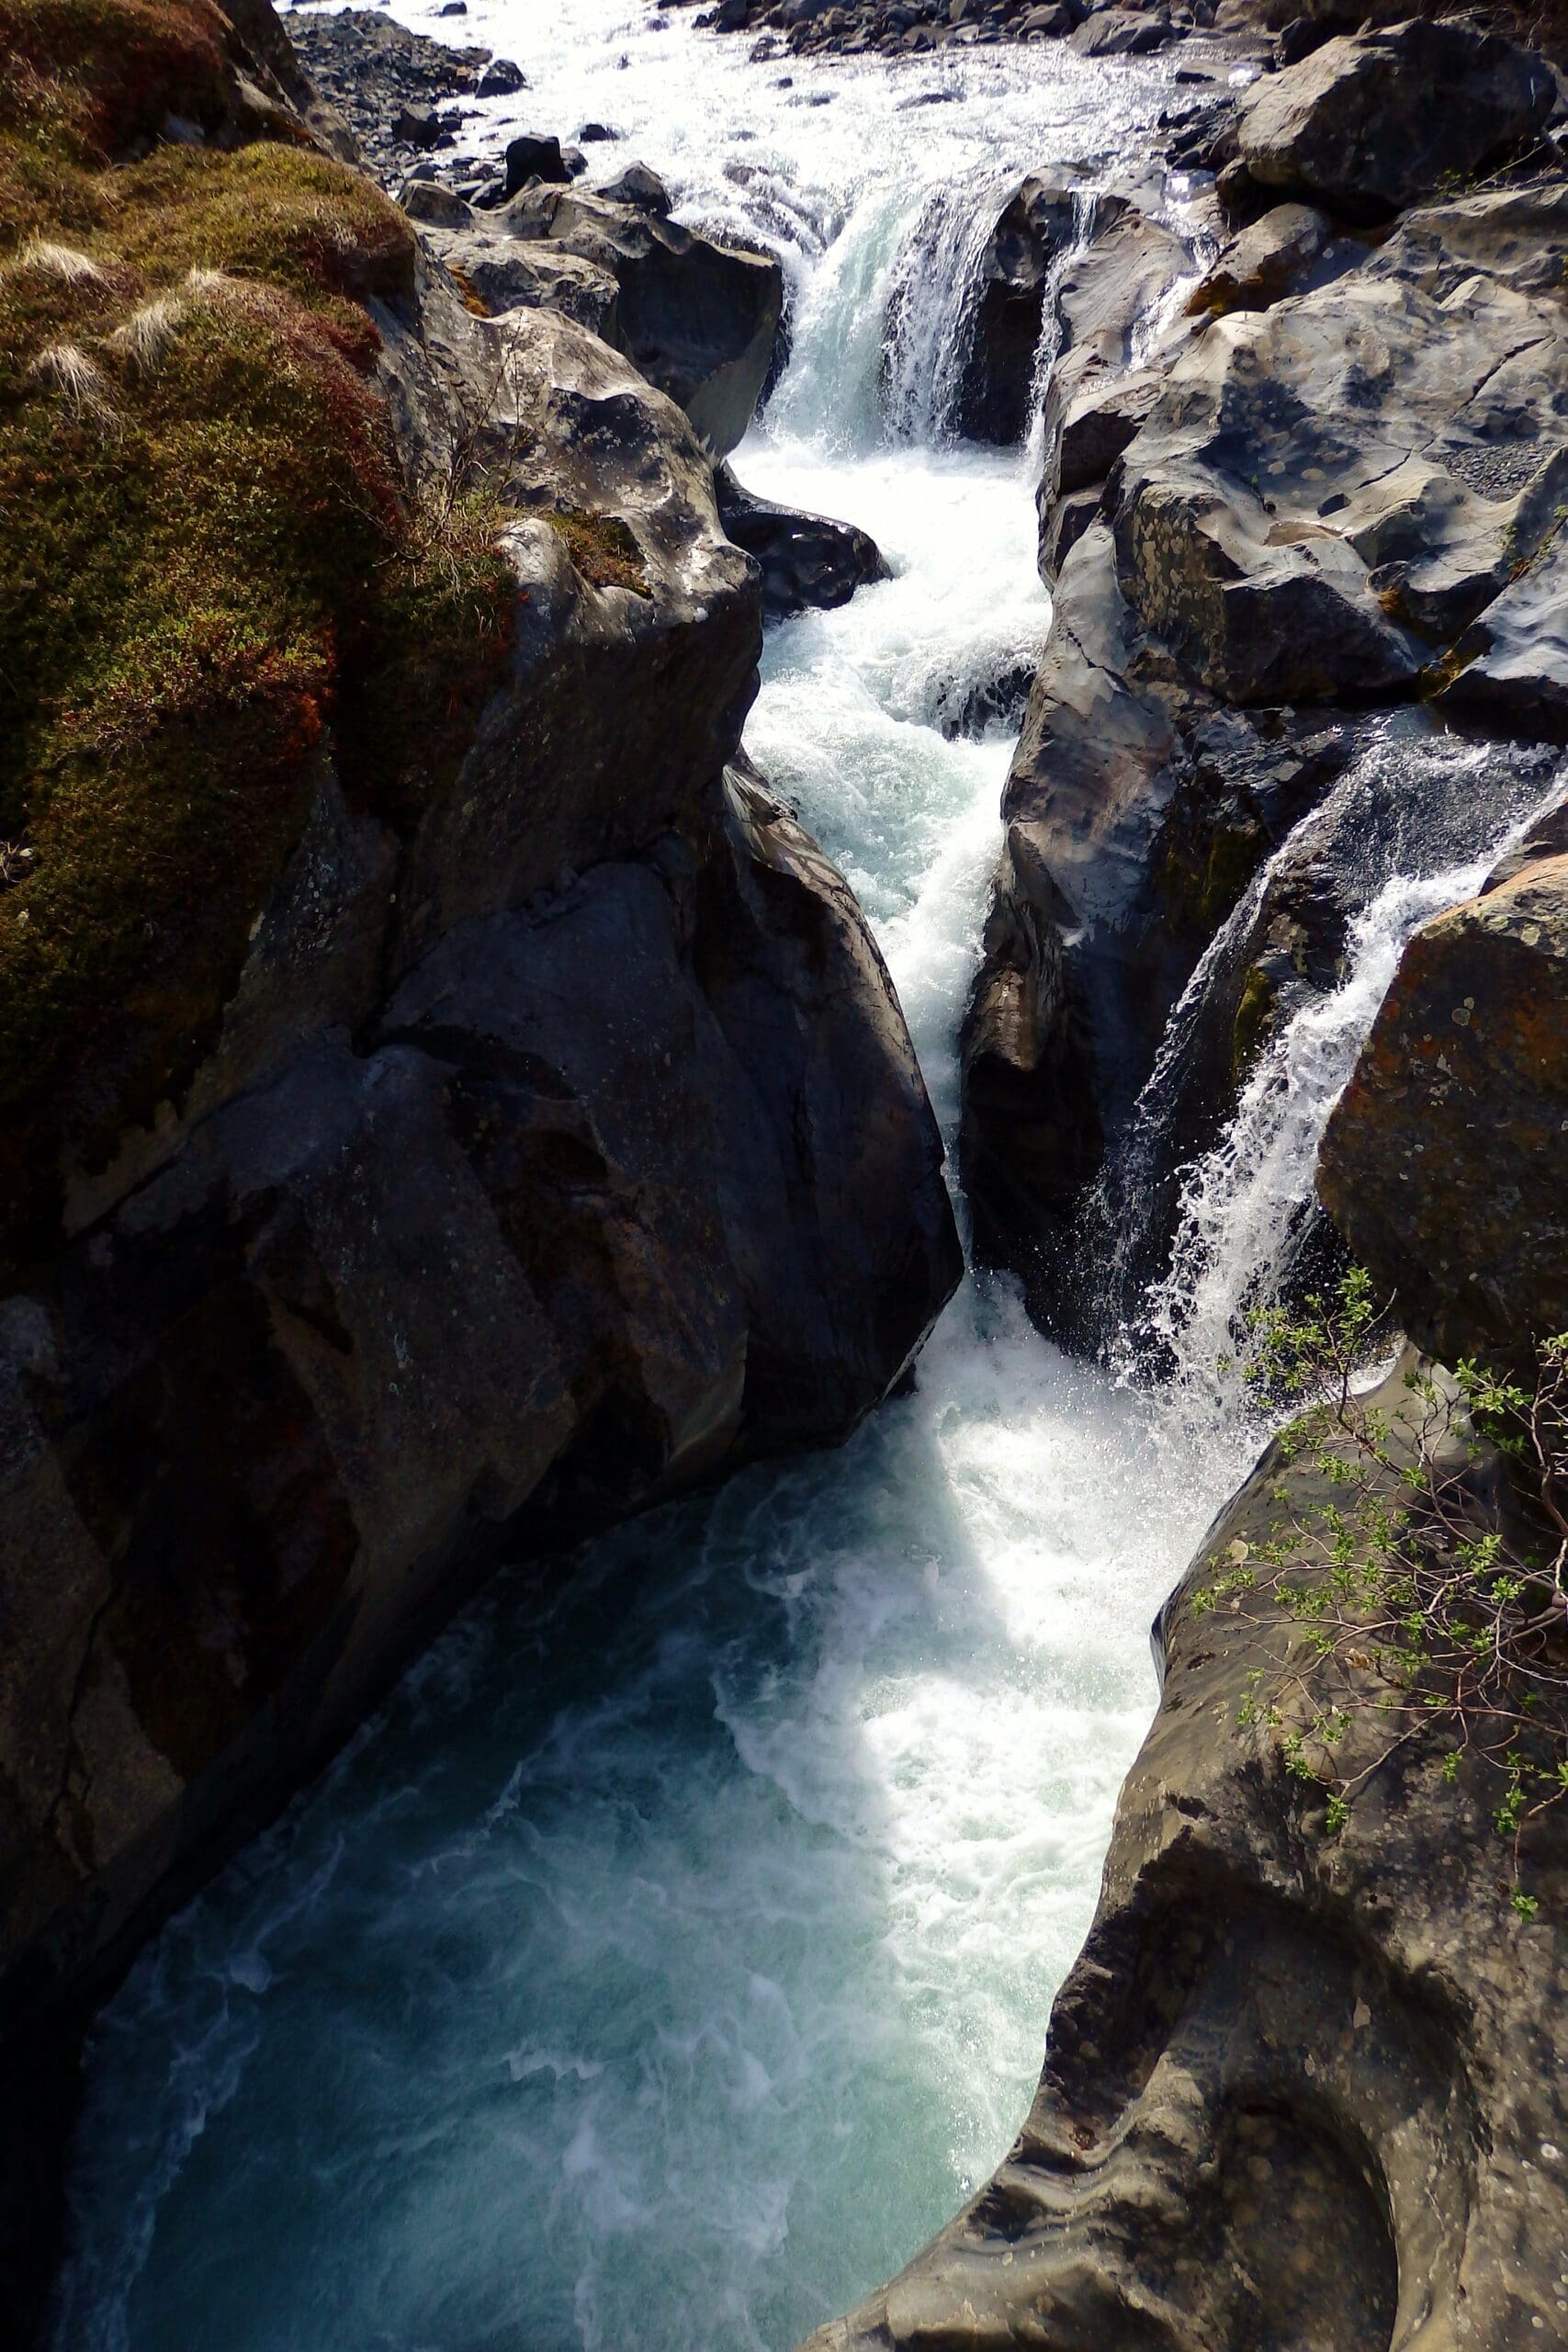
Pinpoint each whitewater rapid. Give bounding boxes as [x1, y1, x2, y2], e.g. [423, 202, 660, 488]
[48, 8, 1557, 2350]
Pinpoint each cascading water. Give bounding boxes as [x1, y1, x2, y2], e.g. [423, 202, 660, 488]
[1097, 732, 1566, 1388]
[1139, 753, 1567, 1424]
[48, 9, 1564, 2352]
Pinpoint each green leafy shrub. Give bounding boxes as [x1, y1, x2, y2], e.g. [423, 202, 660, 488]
[1199, 1267, 1568, 1919]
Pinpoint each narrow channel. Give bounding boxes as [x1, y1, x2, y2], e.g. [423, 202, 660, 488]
[50, 9, 1540, 2348]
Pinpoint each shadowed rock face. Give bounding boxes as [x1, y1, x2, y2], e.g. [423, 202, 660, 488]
[0, 280, 960, 2041]
[799, 1360, 1568, 2352]
[1318, 825, 1568, 1373]
[954, 172, 1092, 447]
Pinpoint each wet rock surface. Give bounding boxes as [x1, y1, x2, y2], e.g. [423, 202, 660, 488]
[955, 170, 1089, 446]
[715, 463, 891, 620]
[803, 1356, 1568, 2352]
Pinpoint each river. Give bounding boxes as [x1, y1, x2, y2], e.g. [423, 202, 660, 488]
[47, 7, 1548, 2348]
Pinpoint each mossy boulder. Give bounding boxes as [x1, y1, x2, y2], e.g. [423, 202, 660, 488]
[0, 0, 515, 1269]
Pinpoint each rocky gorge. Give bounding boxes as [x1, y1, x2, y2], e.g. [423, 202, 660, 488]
[5, 0, 1568, 2346]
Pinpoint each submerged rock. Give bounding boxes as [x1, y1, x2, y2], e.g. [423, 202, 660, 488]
[714, 464, 890, 620]
[802, 1355, 1568, 2352]
[1318, 834, 1568, 1370]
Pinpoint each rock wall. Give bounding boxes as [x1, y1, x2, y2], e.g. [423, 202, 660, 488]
[0, 7, 958, 2335]
[1319, 804, 1568, 1372]
[960, 24, 1568, 1340]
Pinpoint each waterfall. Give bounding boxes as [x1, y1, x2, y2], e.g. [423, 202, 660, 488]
[1117, 741, 1567, 1422]
[879, 172, 1017, 443]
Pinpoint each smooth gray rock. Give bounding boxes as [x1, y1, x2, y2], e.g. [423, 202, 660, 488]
[1035, 198, 1191, 569]
[1441, 525, 1568, 743]
[1236, 17, 1557, 215]
[491, 185, 784, 455]
[423, 226, 621, 334]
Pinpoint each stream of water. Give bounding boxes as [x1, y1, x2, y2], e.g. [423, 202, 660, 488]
[48, 7, 1556, 2349]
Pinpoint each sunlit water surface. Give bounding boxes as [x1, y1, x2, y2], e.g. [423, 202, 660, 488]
[51, 7, 1545, 2350]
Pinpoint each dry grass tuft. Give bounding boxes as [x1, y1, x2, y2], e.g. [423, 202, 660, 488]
[106, 292, 185, 369]
[17, 238, 107, 284]
[27, 338, 117, 420]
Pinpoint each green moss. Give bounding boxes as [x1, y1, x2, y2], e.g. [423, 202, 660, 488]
[547, 506, 651, 597]
[1232, 963, 1279, 1083]
[0, 6, 515, 1265]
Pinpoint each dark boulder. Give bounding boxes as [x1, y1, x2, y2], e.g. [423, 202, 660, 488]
[392, 103, 447, 149]
[503, 131, 571, 195]
[1318, 838, 1568, 1370]
[954, 172, 1090, 446]
[476, 56, 526, 96]
[715, 465, 890, 621]
[1236, 17, 1557, 216]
